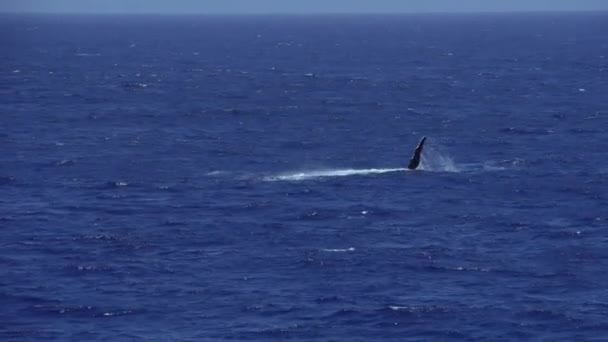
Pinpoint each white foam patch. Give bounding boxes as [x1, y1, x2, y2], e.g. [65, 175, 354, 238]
[265, 168, 406, 181]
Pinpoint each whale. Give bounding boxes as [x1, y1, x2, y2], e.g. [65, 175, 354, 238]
[407, 136, 427, 170]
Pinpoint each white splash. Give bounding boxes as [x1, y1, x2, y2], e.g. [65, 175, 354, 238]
[418, 145, 460, 172]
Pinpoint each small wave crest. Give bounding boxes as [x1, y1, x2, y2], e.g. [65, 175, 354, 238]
[321, 247, 355, 252]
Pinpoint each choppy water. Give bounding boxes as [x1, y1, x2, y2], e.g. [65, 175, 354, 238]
[2, 12, 608, 341]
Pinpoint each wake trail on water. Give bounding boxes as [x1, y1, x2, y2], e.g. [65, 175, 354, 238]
[266, 144, 463, 181]
[208, 143, 511, 182]
[265, 168, 406, 181]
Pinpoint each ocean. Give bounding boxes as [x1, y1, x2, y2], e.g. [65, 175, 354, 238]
[1, 12, 607, 341]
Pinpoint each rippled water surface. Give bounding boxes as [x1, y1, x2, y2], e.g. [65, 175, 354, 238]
[2, 12, 608, 341]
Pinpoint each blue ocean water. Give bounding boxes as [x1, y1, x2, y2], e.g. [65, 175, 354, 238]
[1, 12, 608, 340]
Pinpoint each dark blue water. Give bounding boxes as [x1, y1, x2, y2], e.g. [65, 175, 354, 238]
[2, 12, 608, 341]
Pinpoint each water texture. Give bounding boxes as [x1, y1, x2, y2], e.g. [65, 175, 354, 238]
[1, 12, 608, 341]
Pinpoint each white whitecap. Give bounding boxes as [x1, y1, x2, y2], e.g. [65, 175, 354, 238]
[322, 247, 355, 252]
[206, 170, 229, 176]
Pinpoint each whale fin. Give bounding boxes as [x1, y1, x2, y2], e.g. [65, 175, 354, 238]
[407, 136, 427, 170]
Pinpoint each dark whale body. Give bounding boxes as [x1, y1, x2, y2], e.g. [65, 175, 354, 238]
[407, 137, 427, 170]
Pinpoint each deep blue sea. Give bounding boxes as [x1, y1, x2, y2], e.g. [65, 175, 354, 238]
[2, 12, 608, 341]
